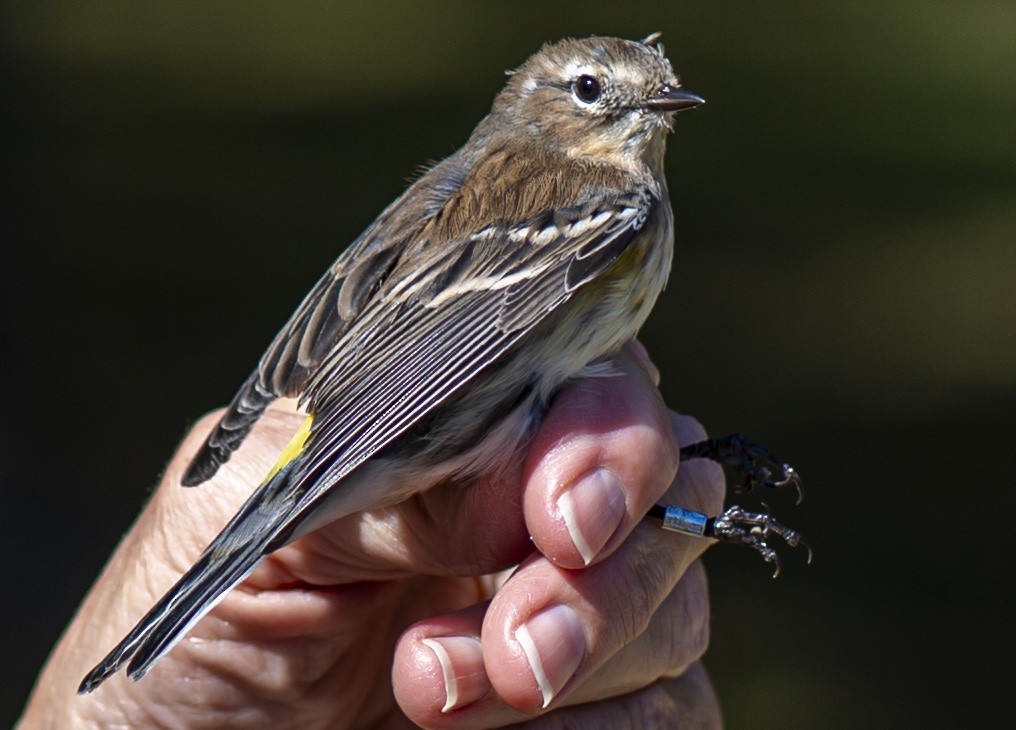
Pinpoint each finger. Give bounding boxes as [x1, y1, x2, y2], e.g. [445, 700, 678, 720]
[394, 601, 495, 724]
[560, 560, 711, 706]
[391, 408, 723, 724]
[475, 429, 722, 715]
[516, 662, 721, 730]
[392, 561, 712, 727]
[665, 411, 726, 517]
[480, 515, 708, 714]
[522, 346, 680, 569]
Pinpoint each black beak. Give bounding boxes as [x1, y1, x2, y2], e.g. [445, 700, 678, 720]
[643, 84, 705, 112]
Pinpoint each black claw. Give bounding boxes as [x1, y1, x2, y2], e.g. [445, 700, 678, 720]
[680, 434, 804, 498]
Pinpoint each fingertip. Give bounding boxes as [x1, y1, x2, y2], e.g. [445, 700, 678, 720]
[513, 605, 585, 709]
[395, 615, 493, 723]
[420, 636, 489, 713]
[394, 635, 460, 721]
[667, 412, 726, 518]
[481, 576, 584, 714]
[669, 411, 709, 447]
[523, 358, 678, 568]
[556, 469, 627, 566]
[623, 338, 661, 386]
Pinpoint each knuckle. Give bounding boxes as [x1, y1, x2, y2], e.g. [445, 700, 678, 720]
[617, 547, 673, 644]
[659, 562, 711, 677]
[682, 562, 712, 662]
[522, 683, 683, 730]
[629, 683, 685, 728]
[694, 459, 727, 517]
[641, 399, 681, 479]
[671, 457, 726, 518]
[631, 420, 680, 493]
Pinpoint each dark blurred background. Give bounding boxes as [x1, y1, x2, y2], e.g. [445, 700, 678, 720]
[3, 2, 1014, 726]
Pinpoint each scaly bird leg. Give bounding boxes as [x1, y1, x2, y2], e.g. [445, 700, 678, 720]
[648, 434, 811, 576]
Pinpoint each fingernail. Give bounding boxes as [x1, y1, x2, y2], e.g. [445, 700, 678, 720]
[421, 636, 488, 713]
[515, 605, 585, 708]
[558, 469, 626, 565]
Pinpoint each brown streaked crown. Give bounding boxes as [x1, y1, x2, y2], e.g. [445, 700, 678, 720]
[487, 36, 685, 160]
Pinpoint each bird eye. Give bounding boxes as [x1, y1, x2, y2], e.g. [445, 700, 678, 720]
[573, 75, 602, 103]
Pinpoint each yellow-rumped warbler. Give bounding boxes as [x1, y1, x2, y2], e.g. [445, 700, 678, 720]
[79, 34, 803, 694]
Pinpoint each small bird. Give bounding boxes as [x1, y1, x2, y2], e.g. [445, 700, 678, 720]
[79, 34, 801, 694]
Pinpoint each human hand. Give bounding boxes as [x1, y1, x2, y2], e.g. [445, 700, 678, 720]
[20, 343, 724, 729]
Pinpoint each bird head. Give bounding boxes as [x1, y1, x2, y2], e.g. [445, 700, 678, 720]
[492, 34, 703, 170]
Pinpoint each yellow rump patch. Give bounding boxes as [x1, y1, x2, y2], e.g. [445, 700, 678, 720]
[263, 413, 314, 483]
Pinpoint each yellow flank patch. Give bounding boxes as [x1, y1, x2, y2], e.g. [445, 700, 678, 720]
[263, 413, 314, 483]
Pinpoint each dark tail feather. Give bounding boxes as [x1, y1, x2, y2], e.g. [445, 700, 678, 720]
[77, 545, 266, 693]
[182, 371, 276, 486]
[77, 466, 297, 693]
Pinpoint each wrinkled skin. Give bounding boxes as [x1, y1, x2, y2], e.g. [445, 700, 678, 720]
[21, 344, 723, 729]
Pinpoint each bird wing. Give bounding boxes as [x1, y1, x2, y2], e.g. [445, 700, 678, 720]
[271, 191, 653, 536]
[180, 158, 470, 486]
[78, 190, 655, 691]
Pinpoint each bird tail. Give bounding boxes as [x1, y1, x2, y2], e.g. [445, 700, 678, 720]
[181, 371, 276, 486]
[77, 466, 297, 694]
